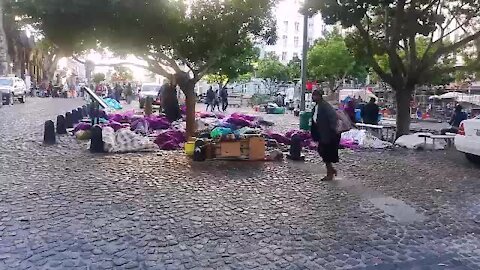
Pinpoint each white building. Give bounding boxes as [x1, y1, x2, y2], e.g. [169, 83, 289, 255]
[259, 0, 326, 64]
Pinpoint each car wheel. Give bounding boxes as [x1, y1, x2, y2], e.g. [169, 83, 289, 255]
[19, 94, 26, 103]
[465, 153, 480, 164]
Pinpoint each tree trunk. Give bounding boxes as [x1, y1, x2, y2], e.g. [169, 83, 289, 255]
[395, 88, 413, 138]
[0, 1, 9, 76]
[185, 90, 196, 139]
[176, 73, 197, 139]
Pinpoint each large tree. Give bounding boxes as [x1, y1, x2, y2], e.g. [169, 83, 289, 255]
[14, 0, 276, 137]
[308, 32, 367, 93]
[306, 0, 480, 137]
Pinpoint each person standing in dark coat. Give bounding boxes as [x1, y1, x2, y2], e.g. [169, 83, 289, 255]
[441, 104, 467, 134]
[311, 90, 340, 181]
[205, 87, 215, 112]
[219, 86, 229, 112]
[361, 98, 380, 125]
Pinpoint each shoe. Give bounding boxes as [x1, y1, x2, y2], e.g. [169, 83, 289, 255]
[321, 174, 334, 181]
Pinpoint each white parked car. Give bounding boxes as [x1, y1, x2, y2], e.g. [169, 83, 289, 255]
[139, 83, 161, 108]
[455, 117, 480, 163]
[0, 77, 27, 105]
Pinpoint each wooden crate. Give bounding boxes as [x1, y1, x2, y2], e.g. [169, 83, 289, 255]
[248, 137, 265, 160]
[216, 141, 241, 158]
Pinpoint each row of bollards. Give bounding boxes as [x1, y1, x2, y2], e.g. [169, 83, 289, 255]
[43, 104, 105, 154]
[43, 106, 89, 145]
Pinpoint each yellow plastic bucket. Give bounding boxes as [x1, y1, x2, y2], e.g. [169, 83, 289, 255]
[185, 141, 195, 156]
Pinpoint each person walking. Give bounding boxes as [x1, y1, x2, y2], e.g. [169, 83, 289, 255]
[213, 89, 221, 111]
[114, 83, 122, 102]
[124, 82, 134, 104]
[310, 90, 340, 181]
[219, 86, 229, 112]
[361, 97, 380, 125]
[344, 99, 356, 123]
[205, 87, 215, 112]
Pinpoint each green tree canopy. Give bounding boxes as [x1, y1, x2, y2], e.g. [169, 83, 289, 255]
[306, 0, 480, 136]
[256, 58, 289, 83]
[92, 73, 106, 84]
[308, 32, 366, 92]
[287, 57, 301, 82]
[14, 0, 276, 137]
[111, 66, 133, 83]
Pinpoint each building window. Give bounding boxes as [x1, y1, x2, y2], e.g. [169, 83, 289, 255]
[294, 22, 300, 32]
[282, 35, 288, 47]
[308, 37, 313, 46]
[294, 36, 299, 48]
[282, 52, 287, 61]
[283, 21, 289, 30]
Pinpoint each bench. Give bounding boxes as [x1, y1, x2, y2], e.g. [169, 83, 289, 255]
[430, 134, 455, 147]
[418, 133, 455, 148]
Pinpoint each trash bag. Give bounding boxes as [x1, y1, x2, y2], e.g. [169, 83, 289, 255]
[154, 129, 187, 150]
[103, 98, 123, 110]
[73, 122, 92, 133]
[211, 127, 233, 139]
[145, 116, 171, 130]
[230, 113, 257, 122]
[108, 121, 124, 132]
[75, 130, 92, 140]
[264, 132, 291, 145]
[225, 116, 252, 128]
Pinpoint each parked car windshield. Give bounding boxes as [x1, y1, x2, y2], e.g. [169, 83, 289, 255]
[0, 78, 13, 86]
[142, 85, 160, 93]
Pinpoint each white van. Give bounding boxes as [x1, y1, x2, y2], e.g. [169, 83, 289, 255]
[0, 77, 27, 105]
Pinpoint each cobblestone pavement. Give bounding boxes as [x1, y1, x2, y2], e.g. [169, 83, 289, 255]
[0, 98, 479, 269]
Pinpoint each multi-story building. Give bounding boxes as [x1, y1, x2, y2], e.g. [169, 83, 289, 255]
[259, 0, 326, 64]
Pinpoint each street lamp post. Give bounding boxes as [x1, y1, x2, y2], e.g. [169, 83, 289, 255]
[300, 13, 309, 111]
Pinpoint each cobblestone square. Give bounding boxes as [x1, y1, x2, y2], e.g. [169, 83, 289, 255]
[0, 98, 478, 269]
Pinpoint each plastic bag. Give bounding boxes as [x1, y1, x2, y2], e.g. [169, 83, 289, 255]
[211, 127, 233, 139]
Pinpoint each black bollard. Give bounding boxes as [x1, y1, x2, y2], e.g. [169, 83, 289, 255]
[56, 115, 67, 135]
[82, 106, 88, 117]
[287, 135, 305, 161]
[79, 107, 86, 118]
[70, 110, 78, 124]
[73, 109, 81, 123]
[90, 126, 105, 153]
[65, 112, 73, 129]
[43, 120, 56, 145]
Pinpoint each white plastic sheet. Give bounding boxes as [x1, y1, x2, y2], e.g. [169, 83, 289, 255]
[102, 127, 156, 153]
[341, 129, 393, 149]
[395, 133, 446, 150]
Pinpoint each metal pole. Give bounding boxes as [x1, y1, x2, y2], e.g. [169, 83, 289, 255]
[300, 13, 308, 111]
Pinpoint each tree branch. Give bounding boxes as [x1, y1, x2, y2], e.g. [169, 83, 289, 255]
[154, 51, 181, 73]
[355, 22, 393, 85]
[72, 55, 86, 65]
[433, 30, 480, 60]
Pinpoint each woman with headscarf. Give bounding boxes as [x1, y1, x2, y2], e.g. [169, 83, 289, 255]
[311, 90, 340, 181]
